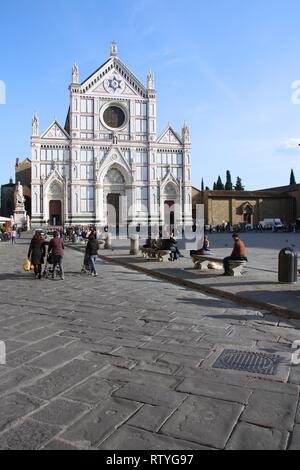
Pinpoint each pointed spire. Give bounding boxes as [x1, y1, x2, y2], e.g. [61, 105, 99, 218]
[182, 122, 190, 143]
[32, 112, 39, 137]
[110, 41, 118, 58]
[72, 63, 79, 84]
[147, 70, 155, 90]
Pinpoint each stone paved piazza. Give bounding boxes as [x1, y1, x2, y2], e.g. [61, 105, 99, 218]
[0, 237, 299, 450]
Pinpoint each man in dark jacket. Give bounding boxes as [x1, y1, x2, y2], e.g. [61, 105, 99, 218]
[85, 232, 99, 277]
[48, 231, 65, 280]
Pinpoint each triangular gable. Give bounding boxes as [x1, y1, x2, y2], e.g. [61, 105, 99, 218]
[161, 170, 180, 189]
[157, 126, 182, 145]
[80, 58, 148, 98]
[41, 121, 70, 140]
[101, 147, 132, 174]
[98, 147, 132, 185]
[43, 166, 65, 190]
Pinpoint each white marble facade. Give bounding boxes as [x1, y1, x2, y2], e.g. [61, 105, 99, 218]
[31, 43, 193, 230]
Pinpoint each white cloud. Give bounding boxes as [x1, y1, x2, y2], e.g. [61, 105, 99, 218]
[283, 138, 300, 150]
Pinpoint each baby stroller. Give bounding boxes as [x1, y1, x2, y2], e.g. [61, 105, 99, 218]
[43, 253, 61, 279]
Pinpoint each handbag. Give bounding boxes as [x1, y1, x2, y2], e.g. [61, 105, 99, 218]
[23, 259, 31, 272]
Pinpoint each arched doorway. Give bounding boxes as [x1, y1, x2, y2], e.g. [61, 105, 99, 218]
[241, 203, 254, 226]
[49, 200, 62, 226]
[162, 183, 179, 234]
[104, 168, 126, 235]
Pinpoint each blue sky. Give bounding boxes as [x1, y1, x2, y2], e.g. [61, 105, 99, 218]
[1, 0, 300, 190]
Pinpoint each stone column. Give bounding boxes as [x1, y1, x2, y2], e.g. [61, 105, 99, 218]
[130, 235, 140, 255]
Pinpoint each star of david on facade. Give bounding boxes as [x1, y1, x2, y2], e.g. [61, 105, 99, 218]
[108, 76, 123, 92]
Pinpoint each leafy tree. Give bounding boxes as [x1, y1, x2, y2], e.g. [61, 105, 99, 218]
[290, 169, 296, 185]
[205, 186, 210, 191]
[225, 171, 233, 191]
[216, 176, 225, 190]
[235, 177, 245, 191]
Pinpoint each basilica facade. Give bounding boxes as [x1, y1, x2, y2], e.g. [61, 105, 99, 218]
[31, 43, 193, 230]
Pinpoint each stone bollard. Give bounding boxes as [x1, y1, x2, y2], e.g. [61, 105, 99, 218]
[105, 233, 112, 250]
[130, 235, 140, 256]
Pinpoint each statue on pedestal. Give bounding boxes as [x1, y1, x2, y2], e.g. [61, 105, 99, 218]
[147, 70, 155, 90]
[32, 113, 39, 137]
[15, 182, 25, 207]
[72, 63, 79, 84]
[182, 122, 190, 143]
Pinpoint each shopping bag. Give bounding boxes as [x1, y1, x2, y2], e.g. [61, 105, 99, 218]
[23, 259, 31, 272]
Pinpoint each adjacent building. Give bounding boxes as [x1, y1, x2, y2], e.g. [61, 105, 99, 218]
[0, 179, 15, 218]
[193, 184, 300, 227]
[30, 43, 193, 230]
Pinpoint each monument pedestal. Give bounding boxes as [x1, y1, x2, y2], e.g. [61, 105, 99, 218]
[13, 207, 29, 230]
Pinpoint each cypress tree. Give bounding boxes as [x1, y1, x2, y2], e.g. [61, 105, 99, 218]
[213, 182, 217, 190]
[201, 178, 204, 191]
[216, 176, 225, 190]
[235, 177, 245, 191]
[225, 171, 233, 191]
[290, 169, 296, 185]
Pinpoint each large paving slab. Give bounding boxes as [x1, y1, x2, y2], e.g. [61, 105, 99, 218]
[0, 235, 299, 450]
[97, 232, 300, 318]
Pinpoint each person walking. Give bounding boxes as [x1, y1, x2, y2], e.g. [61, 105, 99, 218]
[48, 231, 65, 280]
[223, 233, 248, 276]
[85, 232, 99, 277]
[28, 233, 46, 279]
[11, 229, 17, 245]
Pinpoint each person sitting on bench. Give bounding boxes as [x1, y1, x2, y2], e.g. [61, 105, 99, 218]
[190, 235, 213, 257]
[223, 233, 248, 276]
[169, 235, 184, 261]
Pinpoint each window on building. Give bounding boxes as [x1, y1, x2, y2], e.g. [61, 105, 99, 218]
[80, 165, 94, 180]
[136, 167, 148, 181]
[136, 152, 148, 164]
[80, 150, 94, 162]
[81, 116, 94, 130]
[72, 116, 78, 128]
[136, 103, 147, 116]
[81, 99, 93, 113]
[80, 186, 94, 212]
[124, 150, 130, 162]
[64, 150, 70, 161]
[136, 187, 148, 211]
[136, 119, 147, 133]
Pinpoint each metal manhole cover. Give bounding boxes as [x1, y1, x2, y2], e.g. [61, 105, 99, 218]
[213, 350, 282, 376]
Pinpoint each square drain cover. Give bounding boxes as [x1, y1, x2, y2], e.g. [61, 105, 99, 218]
[213, 349, 281, 376]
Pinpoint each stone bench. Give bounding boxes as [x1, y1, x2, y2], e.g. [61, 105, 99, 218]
[141, 248, 170, 262]
[192, 255, 247, 277]
[142, 248, 157, 259]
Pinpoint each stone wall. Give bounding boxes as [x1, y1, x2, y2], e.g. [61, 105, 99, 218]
[192, 187, 296, 226]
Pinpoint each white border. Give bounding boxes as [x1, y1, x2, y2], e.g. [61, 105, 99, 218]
[100, 102, 129, 132]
